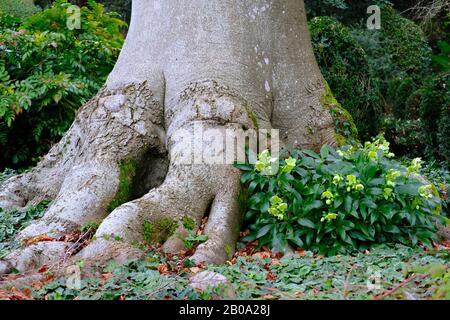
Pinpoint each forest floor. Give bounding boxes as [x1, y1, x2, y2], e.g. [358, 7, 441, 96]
[0, 202, 449, 300]
[0, 240, 449, 300]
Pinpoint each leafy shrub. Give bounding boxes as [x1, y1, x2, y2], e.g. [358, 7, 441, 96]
[35, 0, 131, 24]
[305, 0, 392, 24]
[0, 0, 38, 19]
[379, 8, 432, 82]
[309, 16, 382, 140]
[433, 40, 450, 72]
[237, 137, 445, 256]
[0, 0, 125, 170]
[354, 7, 432, 115]
[384, 72, 450, 163]
[382, 117, 426, 158]
[421, 161, 450, 217]
[418, 72, 450, 162]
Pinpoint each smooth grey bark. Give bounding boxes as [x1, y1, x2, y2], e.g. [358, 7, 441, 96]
[0, 0, 335, 275]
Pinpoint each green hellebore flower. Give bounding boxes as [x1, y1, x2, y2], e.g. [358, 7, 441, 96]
[255, 161, 266, 172]
[407, 158, 422, 175]
[258, 150, 271, 163]
[346, 175, 357, 185]
[282, 157, 296, 173]
[321, 213, 338, 223]
[418, 185, 433, 199]
[333, 174, 343, 185]
[321, 190, 334, 199]
[368, 150, 378, 161]
[383, 188, 393, 200]
[270, 195, 283, 205]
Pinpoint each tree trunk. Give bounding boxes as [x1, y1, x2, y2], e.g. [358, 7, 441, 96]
[0, 0, 335, 274]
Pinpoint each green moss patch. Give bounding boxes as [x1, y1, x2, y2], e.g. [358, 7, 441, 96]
[182, 216, 196, 231]
[143, 218, 178, 244]
[320, 80, 359, 145]
[107, 159, 137, 213]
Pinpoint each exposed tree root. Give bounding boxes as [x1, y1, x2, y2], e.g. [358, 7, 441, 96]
[1, 0, 342, 279]
[0, 81, 253, 275]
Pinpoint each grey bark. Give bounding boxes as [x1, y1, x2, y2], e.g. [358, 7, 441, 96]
[0, 0, 335, 275]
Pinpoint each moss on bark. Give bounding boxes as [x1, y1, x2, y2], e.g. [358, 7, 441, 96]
[107, 159, 137, 213]
[320, 80, 358, 146]
[143, 218, 179, 244]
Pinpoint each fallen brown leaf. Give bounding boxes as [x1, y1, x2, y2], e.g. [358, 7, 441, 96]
[266, 272, 277, 281]
[189, 267, 201, 274]
[38, 265, 49, 273]
[157, 263, 169, 275]
[25, 235, 56, 246]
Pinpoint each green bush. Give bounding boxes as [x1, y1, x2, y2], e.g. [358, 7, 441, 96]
[305, 0, 392, 24]
[379, 8, 432, 82]
[418, 73, 450, 162]
[382, 117, 426, 158]
[383, 72, 450, 163]
[237, 137, 445, 256]
[355, 8, 432, 114]
[0, 0, 125, 170]
[309, 16, 382, 140]
[0, 0, 38, 19]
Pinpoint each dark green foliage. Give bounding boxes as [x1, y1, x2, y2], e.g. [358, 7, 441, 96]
[0, 0, 38, 19]
[422, 160, 450, 217]
[383, 73, 450, 163]
[35, 0, 131, 23]
[350, 7, 448, 163]
[310, 16, 382, 139]
[379, 8, 432, 82]
[354, 7, 432, 102]
[418, 73, 450, 161]
[382, 117, 426, 158]
[237, 138, 445, 256]
[433, 41, 450, 71]
[0, 1, 125, 170]
[305, 0, 392, 24]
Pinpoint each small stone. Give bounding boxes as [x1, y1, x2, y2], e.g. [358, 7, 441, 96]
[0, 261, 11, 275]
[189, 271, 228, 291]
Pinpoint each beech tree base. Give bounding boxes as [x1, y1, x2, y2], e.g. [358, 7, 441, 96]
[0, 81, 257, 275]
[0, 0, 338, 275]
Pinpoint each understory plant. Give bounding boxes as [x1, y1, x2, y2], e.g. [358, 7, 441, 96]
[0, 199, 50, 258]
[0, 0, 125, 170]
[237, 137, 445, 256]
